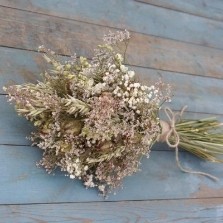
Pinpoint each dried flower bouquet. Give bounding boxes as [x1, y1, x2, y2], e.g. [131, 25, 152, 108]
[4, 30, 223, 195]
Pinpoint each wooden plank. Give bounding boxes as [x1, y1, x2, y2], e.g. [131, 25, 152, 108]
[1, 47, 223, 112]
[1, 6, 223, 79]
[0, 95, 34, 145]
[0, 48, 46, 93]
[1, 0, 223, 49]
[1, 198, 223, 223]
[0, 145, 223, 204]
[136, 0, 223, 22]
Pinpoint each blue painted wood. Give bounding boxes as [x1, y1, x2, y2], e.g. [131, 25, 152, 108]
[1, 0, 223, 49]
[0, 198, 223, 223]
[1, 7, 223, 79]
[137, 0, 223, 21]
[1, 49, 223, 115]
[0, 96, 34, 145]
[0, 47, 46, 94]
[0, 145, 223, 204]
[0, 0, 223, 221]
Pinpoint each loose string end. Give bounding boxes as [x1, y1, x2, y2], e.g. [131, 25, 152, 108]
[175, 147, 219, 182]
[160, 106, 219, 182]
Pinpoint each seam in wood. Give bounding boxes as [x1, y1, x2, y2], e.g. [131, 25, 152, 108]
[135, 0, 223, 23]
[1, 5, 223, 52]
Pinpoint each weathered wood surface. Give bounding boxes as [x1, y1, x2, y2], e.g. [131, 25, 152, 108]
[1, 48, 223, 115]
[0, 145, 223, 204]
[0, 0, 223, 222]
[1, 7, 223, 79]
[1, 0, 223, 50]
[136, 0, 223, 21]
[1, 199, 223, 223]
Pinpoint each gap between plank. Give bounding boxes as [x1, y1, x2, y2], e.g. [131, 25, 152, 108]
[135, 0, 223, 23]
[0, 5, 223, 52]
[0, 196, 223, 206]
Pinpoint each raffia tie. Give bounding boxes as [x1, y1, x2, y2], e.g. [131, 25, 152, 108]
[159, 106, 218, 181]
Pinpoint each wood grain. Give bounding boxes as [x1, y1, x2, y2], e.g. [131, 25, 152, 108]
[1, 7, 223, 79]
[0, 1, 223, 220]
[0, 145, 223, 204]
[1, 198, 223, 223]
[1, 0, 223, 49]
[136, 0, 223, 21]
[0, 95, 34, 145]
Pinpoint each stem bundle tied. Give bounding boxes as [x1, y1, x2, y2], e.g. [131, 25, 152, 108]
[159, 106, 223, 181]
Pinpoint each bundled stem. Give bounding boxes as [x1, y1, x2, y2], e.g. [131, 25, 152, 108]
[174, 118, 223, 163]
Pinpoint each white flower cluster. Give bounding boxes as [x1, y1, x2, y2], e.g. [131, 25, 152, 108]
[84, 174, 95, 188]
[111, 64, 160, 112]
[91, 82, 106, 95]
[66, 158, 89, 180]
[102, 63, 121, 84]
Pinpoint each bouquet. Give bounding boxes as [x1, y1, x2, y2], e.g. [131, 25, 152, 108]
[4, 30, 223, 195]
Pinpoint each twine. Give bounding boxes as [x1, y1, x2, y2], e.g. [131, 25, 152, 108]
[159, 106, 219, 181]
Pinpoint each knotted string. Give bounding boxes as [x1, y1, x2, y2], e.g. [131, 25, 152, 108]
[159, 106, 219, 181]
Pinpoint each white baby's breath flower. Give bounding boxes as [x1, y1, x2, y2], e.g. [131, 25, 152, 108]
[124, 74, 129, 80]
[144, 98, 149, 103]
[75, 170, 81, 176]
[84, 165, 89, 171]
[141, 86, 145, 91]
[124, 91, 129, 97]
[98, 185, 105, 192]
[70, 175, 75, 179]
[128, 71, 135, 78]
[134, 83, 140, 88]
[120, 65, 128, 72]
